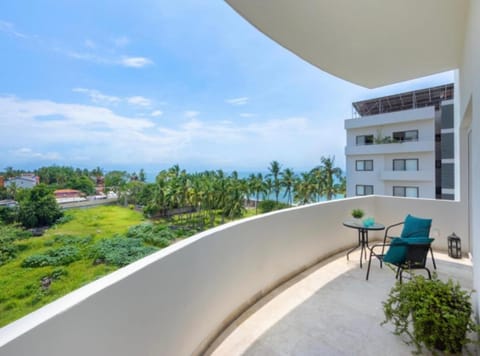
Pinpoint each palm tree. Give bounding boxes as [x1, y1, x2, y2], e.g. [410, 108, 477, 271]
[338, 175, 347, 197]
[248, 173, 267, 214]
[281, 168, 296, 205]
[293, 173, 315, 205]
[309, 166, 325, 202]
[266, 160, 282, 203]
[319, 156, 343, 200]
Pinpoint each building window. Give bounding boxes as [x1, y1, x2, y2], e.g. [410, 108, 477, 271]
[393, 130, 418, 142]
[356, 135, 374, 145]
[393, 186, 419, 198]
[393, 158, 419, 171]
[356, 185, 374, 196]
[356, 160, 373, 171]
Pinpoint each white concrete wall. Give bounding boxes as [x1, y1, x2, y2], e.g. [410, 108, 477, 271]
[345, 112, 436, 199]
[459, 0, 480, 317]
[0, 196, 468, 356]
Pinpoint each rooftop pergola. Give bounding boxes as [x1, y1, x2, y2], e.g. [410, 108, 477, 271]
[352, 83, 454, 117]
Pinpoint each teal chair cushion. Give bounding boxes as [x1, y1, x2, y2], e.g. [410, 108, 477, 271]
[383, 238, 407, 264]
[401, 214, 432, 238]
[403, 237, 434, 245]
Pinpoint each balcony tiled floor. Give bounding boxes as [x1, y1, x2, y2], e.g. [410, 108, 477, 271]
[207, 250, 474, 355]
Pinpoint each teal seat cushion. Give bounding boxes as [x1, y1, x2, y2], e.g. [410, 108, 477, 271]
[401, 214, 432, 238]
[403, 237, 434, 245]
[383, 238, 407, 264]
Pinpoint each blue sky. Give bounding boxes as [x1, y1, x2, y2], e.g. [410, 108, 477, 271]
[0, 1, 454, 174]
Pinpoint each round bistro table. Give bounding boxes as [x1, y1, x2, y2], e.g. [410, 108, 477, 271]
[343, 220, 385, 268]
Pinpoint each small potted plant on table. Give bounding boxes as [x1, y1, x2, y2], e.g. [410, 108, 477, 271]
[351, 208, 364, 222]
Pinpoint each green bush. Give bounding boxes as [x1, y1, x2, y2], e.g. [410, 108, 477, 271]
[0, 225, 32, 265]
[0, 241, 19, 266]
[21, 254, 51, 268]
[55, 214, 74, 225]
[53, 235, 93, 246]
[0, 206, 18, 224]
[90, 238, 157, 267]
[126, 223, 179, 247]
[258, 200, 290, 213]
[21, 246, 81, 267]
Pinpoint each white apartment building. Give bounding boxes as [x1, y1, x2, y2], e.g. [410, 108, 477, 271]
[345, 84, 454, 199]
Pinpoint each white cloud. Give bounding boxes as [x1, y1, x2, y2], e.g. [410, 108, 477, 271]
[0, 95, 346, 170]
[84, 39, 96, 49]
[239, 113, 255, 118]
[127, 96, 151, 107]
[0, 20, 28, 39]
[113, 36, 130, 47]
[184, 111, 199, 118]
[10, 147, 61, 161]
[151, 110, 163, 117]
[120, 56, 153, 68]
[65, 50, 110, 64]
[225, 97, 249, 106]
[73, 88, 121, 105]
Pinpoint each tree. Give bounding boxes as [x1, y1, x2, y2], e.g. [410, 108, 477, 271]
[318, 156, 343, 200]
[105, 171, 129, 192]
[17, 184, 63, 228]
[294, 172, 316, 205]
[281, 168, 296, 205]
[338, 175, 347, 197]
[91, 166, 103, 179]
[139, 168, 147, 183]
[248, 173, 267, 214]
[70, 175, 95, 195]
[266, 161, 282, 203]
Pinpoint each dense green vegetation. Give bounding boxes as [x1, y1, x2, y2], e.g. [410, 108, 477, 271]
[0, 206, 145, 327]
[116, 156, 346, 221]
[0, 203, 258, 327]
[0, 157, 346, 327]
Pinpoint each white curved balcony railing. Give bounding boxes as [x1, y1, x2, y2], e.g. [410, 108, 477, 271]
[0, 196, 468, 356]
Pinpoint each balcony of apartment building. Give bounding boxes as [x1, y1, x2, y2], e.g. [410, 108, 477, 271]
[379, 158, 434, 182]
[0, 195, 472, 355]
[345, 140, 434, 156]
[345, 106, 436, 156]
[380, 170, 432, 182]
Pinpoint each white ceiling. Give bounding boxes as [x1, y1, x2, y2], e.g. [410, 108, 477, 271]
[226, 0, 468, 88]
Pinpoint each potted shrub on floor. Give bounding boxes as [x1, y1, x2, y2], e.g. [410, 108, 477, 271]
[382, 274, 479, 354]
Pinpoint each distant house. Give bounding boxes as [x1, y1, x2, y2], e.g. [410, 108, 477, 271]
[54, 189, 82, 199]
[4, 174, 40, 189]
[0, 199, 18, 208]
[0, 176, 4, 188]
[54, 189, 86, 204]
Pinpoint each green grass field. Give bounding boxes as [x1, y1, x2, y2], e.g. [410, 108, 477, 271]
[0, 206, 145, 327]
[0, 205, 262, 328]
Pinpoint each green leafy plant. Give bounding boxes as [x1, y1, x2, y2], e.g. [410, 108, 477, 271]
[351, 209, 364, 219]
[383, 274, 479, 354]
[258, 200, 290, 213]
[21, 246, 81, 267]
[0, 225, 31, 265]
[90, 237, 157, 267]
